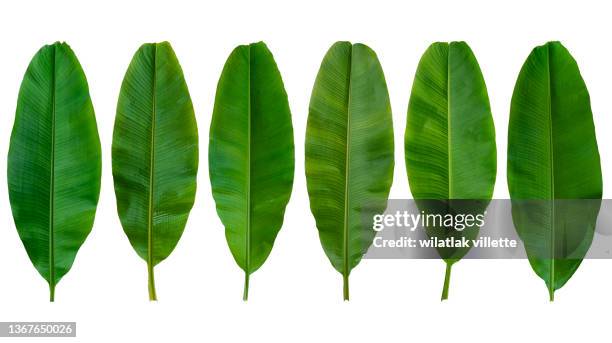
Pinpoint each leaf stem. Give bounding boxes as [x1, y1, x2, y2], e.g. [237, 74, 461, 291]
[343, 273, 349, 301]
[441, 261, 453, 301]
[148, 262, 157, 301]
[49, 283, 55, 302]
[243, 272, 250, 301]
[548, 285, 555, 302]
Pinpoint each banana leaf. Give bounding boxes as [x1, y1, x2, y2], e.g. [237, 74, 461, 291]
[306, 41, 394, 300]
[209, 42, 294, 301]
[507, 41, 602, 300]
[405, 41, 496, 300]
[112, 42, 198, 301]
[8, 42, 101, 301]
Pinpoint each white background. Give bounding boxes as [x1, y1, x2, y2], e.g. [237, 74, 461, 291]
[0, 0, 610, 342]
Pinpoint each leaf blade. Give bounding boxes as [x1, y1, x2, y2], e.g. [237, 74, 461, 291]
[112, 42, 198, 300]
[507, 41, 602, 299]
[405, 42, 496, 299]
[8, 42, 101, 301]
[306, 42, 394, 299]
[209, 42, 295, 299]
[406, 42, 496, 201]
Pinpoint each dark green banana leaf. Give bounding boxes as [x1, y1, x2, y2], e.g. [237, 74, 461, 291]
[405, 42, 496, 300]
[8, 42, 101, 301]
[209, 41, 294, 301]
[508, 41, 602, 301]
[112, 42, 198, 301]
[306, 42, 394, 300]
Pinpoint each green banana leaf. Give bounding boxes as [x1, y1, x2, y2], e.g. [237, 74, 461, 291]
[405, 42, 496, 300]
[8, 42, 101, 301]
[209, 41, 294, 301]
[508, 41, 602, 301]
[306, 41, 394, 300]
[112, 42, 198, 301]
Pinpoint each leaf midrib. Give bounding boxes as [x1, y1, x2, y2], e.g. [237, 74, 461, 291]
[343, 45, 354, 279]
[147, 45, 158, 271]
[49, 44, 57, 292]
[447, 43, 453, 199]
[546, 44, 556, 295]
[245, 45, 252, 276]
